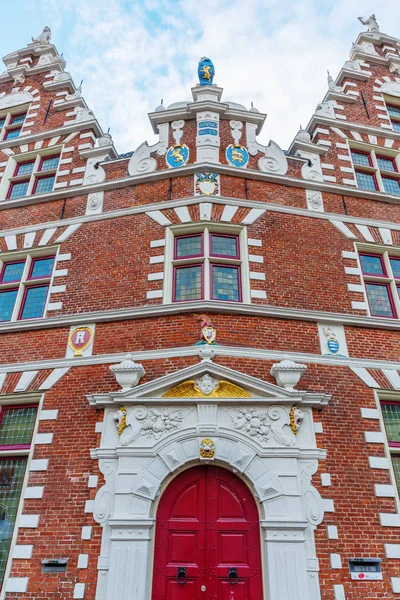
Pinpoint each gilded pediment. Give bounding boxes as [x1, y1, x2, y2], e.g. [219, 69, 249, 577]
[162, 375, 251, 399]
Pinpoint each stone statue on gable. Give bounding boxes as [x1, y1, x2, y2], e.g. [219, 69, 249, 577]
[357, 14, 379, 33]
[32, 26, 52, 45]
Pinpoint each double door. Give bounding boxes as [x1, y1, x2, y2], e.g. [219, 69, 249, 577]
[152, 465, 264, 599]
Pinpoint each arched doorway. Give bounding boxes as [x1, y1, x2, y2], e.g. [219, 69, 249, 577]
[151, 465, 264, 599]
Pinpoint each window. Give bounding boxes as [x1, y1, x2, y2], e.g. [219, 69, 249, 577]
[350, 147, 400, 195]
[0, 254, 55, 321]
[387, 104, 400, 133]
[359, 251, 400, 318]
[6, 154, 59, 199]
[170, 229, 244, 303]
[380, 401, 400, 493]
[0, 404, 38, 588]
[0, 111, 27, 141]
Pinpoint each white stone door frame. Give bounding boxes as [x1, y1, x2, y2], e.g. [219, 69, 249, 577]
[88, 359, 330, 600]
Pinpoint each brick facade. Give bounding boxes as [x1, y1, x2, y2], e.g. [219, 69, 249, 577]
[1, 21, 400, 600]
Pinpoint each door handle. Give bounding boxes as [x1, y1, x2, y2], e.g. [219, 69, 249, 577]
[176, 566, 188, 585]
[228, 567, 239, 584]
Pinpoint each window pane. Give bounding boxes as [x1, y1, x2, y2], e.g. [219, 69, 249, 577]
[0, 406, 37, 447]
[174, 266, 202, 301]
[392, 121, 400, 133]
[392, 455, 400, 492]
[211, 235, 239, 257]
[377, 157, 396, 172]
[390, 258, 400, 278]
[40, 156, 59, 171]
[8, 180, 29, 199]
[382, 403, 400, 443]
[34, 176, 55, 195]
[359, 254, 385, 276]
[388, 105, 400, 118]
[212, 265, 240, 301]
[175, 235, 202, 258]
[351, 152, 371, 166]
[16, 162, 34, 176]
[0, 458, 27, 588]
[1, 262, 25, 283]
[20, 286, 49, 319]
[11, 114, 26, 124]
[0, 119, 5, 128]
[365, 283, 394, 317]
[355, 171, 377, 191]
[5, 128, 21, 140]
[0, 290, 17, 321]
[382, 177, 400, 196]
[29, 257, 55, 279]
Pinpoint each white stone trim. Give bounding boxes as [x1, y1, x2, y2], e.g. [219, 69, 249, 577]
[29, 459, 49, 471]
[149, 255, 164, 264]
[355, 224, 374, 242]
[350, 367, 380, 388]
[375, 484, 396, 497]
[361, 408, 379, 419]
[385, 544, 400, 558]
[73, 583, 86, 599]
[147, 272, 163, 281]
[24, 486, 44, 499]
[250, 272, 266, 281]
[365, 431, 385, 443]
[221, 205, 238, 222]
[78, 554, 89, 569]
[330, 554, 342, 569]
[174, 206, 191, 223]
[333, 585, 346, 600]
[146, 290, 163, 299]
[81, 526, 92, 540]
[34, 433, 54, 445]
[250, 289, 267, 299]
[380, 513, 400, 527]
[88, 475, 98, 488]
[314, 423, 323, 433]
[330, 221, 357, 239]
[5, 578, 29, 593]
[146, 210, 171, 226]
[39, 367, 70, 390]
[19, 515, 39, 528]
[392, 578, 400, 593]
[241, 208, 265, 224]
[369, 456, 390, 469]
[12, 545, 33, 559]
[327, 525, 338, 539]
[150, 239, 165, 248]
[383, 370, 400, 389]
[15, 371, 38, 392]
[95, 422, 103, 433]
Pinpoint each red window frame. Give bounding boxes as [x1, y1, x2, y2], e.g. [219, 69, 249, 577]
[359, 253, 387, 277]
[17, 283, 49, 320]
[9, 113, 26, 125]
[381, 174, 400, 192]
[32, 174, 55, 195]
[6, 179, 29, 200]
[351, 149, 373, 167]
[376, 155, 398, 172]
[13, 161, 35, 177]
[37, 154, 60, 172]
[209, 233, 240, 259]
[26, 256, 55, 281]
[210, 263, 242, 302]
[380, 400, 400, 449]
[172, 263, 204, 303]
[354, 169, 379, 191]
[0, 404, 38, 451]
[174, 233, 204, 260]
[0, 260, 25, 283]
[4, 128, 22, 140]
[364, 281, 397, 319]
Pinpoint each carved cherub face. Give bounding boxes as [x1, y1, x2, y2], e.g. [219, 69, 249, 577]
[195, 374, 218, 395]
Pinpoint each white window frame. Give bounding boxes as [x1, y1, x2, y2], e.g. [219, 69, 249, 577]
[163, 223, 251, 304]
[0, 246, 58, 322]
[0, 393, 42, 597]
[376, 390, 400, 514]
[383, 94, 400, 133]
[0, 146, 62, 201]
[349, 142, 400, 195]
[0, 103, 30, 142]
[356, 242, 400, 319]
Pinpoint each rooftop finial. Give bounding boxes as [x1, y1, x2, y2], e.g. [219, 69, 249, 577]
[32, 26, 52, 45]
[357, 14, 379, 32]
[198, 57, 215, 86]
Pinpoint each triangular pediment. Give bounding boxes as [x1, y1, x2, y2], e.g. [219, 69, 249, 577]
[88, 361, 318, 407]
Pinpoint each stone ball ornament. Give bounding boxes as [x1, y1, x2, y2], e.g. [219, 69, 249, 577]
[198, 57, 215, 86]
[270, 355, 307, 390]
[109, 354, 145, 391]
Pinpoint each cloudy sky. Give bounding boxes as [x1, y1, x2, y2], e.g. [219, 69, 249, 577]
[1, 1, 400, 154]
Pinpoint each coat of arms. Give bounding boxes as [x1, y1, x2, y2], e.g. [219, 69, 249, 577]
[195, 314, 217, 345]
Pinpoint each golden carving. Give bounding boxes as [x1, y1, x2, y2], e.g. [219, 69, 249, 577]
[201, 65, 212, 82]
[231, 147, 245, 163]
[162, 379, 251, 399]
[114, 406, 128, 436]
[200, 438, 215, 458]
[289, 406, 302, 435]
[171, 145, 185, 163]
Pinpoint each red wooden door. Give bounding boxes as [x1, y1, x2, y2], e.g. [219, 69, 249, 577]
[152, 466, 264, 600]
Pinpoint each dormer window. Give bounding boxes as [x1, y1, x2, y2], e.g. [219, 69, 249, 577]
[350, 147, 400, 195]
[6, 153, 59, 199]
[387, 104, 400, 133]
[0, 111, 27, 141]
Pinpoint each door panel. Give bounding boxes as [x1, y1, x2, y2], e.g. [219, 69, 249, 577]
[152, 466, 264, 600]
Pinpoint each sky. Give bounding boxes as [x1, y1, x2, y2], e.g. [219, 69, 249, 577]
[1, 0, 400, 154]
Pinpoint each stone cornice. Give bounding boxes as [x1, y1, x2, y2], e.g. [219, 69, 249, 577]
[3, 192, 400, 240]
[306, 114, 400, 142]
[1, 298, 400, 335]
[3, 157, 400, 212]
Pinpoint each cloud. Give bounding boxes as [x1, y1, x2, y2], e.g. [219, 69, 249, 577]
[30, 0, 400, 153]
